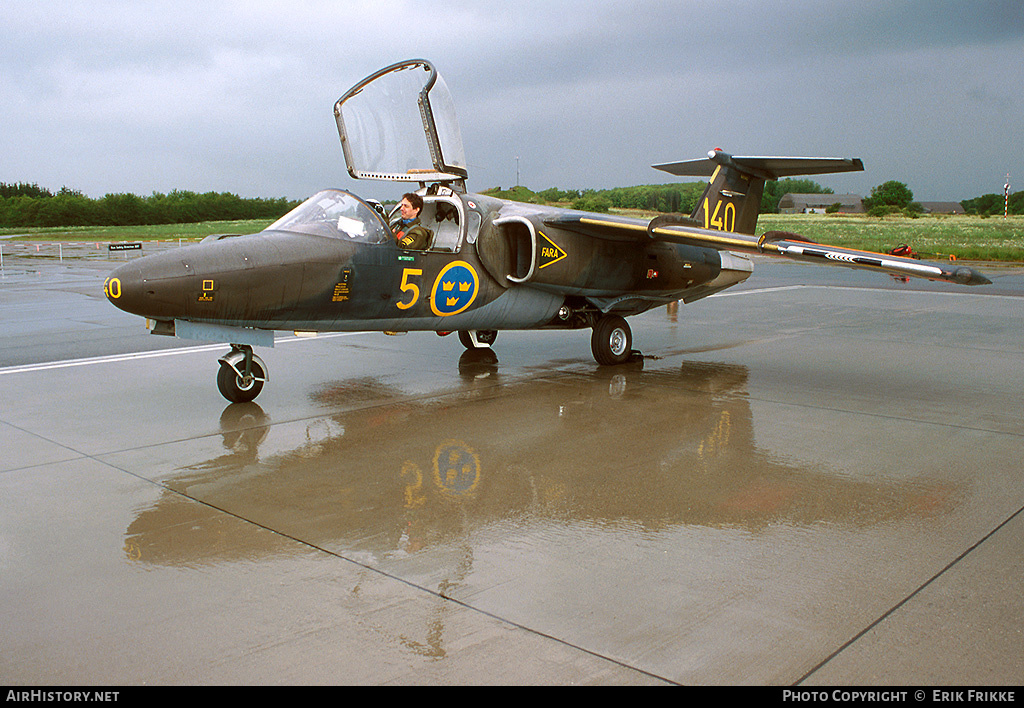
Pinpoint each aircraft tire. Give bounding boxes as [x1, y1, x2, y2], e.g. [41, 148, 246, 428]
[458, 330, 498, 349]
[217, 360, 266, 403]
[591, 315, 632, 365]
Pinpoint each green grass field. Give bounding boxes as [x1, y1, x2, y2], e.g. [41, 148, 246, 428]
[3, 214, 1023, 262]
[756, 213, 1024, 262]
[0, 220, 275, 243]
[612, 212, 1024, 262]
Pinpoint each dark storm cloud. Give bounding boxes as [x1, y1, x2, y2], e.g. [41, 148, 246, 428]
[439, 0, 1024, 199]
[1, 1, 1021, 201]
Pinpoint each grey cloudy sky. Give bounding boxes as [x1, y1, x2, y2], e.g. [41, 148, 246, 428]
[2, 0, 1022, 202]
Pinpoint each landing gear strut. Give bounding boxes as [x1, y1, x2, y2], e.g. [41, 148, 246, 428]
[217, 344, 268, 403]
[591, 315, 632, 365]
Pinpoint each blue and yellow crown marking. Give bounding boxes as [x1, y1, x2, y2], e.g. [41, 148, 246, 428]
[430, 261, 479, 316]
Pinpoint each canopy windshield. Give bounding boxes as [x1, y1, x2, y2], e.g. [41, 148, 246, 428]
[335, 59, 467, 184]
[265, 190, 390, 243]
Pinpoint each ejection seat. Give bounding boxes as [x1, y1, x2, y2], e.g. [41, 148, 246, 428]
[421, 199, 461, 252]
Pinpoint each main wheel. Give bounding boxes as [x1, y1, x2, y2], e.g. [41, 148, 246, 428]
[458, 330, 498, 349]
[217, 359, 266, 403]
[591, 315, 632, 365]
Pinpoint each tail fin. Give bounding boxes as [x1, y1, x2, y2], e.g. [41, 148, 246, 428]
[652, 149, 864, 235]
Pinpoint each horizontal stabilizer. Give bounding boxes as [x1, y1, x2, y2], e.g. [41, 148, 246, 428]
[653, 153, 864, 180]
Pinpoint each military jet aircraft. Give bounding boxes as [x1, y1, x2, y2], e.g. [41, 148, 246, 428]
[104, 59, 991, 403]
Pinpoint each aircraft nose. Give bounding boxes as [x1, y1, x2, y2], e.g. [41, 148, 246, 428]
[104, 257, 178, 318]
[104, 261, 142, 313]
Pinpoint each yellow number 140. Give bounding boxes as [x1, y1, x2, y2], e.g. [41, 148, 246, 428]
[703, 198, 736, 232]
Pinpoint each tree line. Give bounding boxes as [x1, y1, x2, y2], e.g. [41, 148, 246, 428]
[961, 191, 1024, 217]
[486, 179, 1023, 216]
[0, 182, 299, 228]
[861, 180, 1024, 217]
[484, 178, 836, 214]
[4, 179, 1020, 229]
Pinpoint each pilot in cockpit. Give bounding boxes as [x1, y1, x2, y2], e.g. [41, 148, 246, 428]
[390, 193, 432, 250]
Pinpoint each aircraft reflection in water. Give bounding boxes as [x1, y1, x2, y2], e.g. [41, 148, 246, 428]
[123, 359, 959, 568]
[104, 59, 990, 403]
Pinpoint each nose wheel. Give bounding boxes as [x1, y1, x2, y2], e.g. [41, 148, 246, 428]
[217, 345, 268, 403]
[591, 315, 632, 365]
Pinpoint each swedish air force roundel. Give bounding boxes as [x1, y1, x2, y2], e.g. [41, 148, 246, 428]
[433, 440, 481, 496]
[430, 261, 479, 316]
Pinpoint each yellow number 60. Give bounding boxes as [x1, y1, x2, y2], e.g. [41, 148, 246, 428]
[104, 277, 121, 299]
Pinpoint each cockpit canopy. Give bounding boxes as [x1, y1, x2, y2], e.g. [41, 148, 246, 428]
[334, 59, 467, 185]
[266, 190, 391, 243]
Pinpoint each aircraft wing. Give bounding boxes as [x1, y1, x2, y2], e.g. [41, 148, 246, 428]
[543, 213, 991, 286]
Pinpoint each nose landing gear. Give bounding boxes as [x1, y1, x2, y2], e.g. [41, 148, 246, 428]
[217, 344, 268, 403]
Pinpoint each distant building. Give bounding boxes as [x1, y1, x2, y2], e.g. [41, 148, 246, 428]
[918, 202, 965, 215]
[778, 193, 864, 214]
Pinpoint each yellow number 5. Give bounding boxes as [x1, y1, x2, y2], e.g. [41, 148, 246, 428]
[396, 268, 422, 310]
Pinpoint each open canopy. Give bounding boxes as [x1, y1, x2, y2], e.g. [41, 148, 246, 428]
[334, 59, 467, 185]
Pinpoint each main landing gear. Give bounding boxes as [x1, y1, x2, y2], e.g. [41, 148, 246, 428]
[457, 319, 634, 366]
[458, 330, 498, 349]
[591, 314, 633, 365]
[217, 344, 268, 403]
